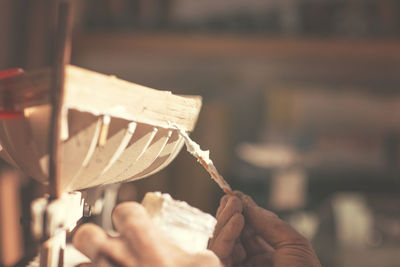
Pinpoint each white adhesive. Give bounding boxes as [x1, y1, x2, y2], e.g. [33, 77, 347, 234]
[176, 128, 232, 193]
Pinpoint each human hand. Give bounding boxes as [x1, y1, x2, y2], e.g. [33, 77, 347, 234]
[208, 195, 246, 266]
[237, 192, 320, 267]
[209, 192, 321, 267]
[73, 202, 222, 267]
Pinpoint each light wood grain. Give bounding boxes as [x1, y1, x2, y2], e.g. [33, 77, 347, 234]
[0, 65, 202, 131]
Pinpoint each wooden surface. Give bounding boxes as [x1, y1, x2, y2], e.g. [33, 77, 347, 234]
[73, 34, 400, 61]
[0, 107, 190, 191]
[48, 1, 73, 200]
[0, 63, 201, 191]
[63, 66, 202, 131]
[72, 34, 400, 93]
[0, 65, 202, 131]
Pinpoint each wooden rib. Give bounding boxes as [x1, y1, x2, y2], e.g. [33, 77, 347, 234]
[100, 122, 137, 175]
[144, 132, 184, 177]
[60, 107, 69, 141]
[98, 115, 111, 146]
[81, 119, 102, 167]
[49, 109, 100, 190]
[89, 123, 156, 187]
[70, 118, 133, 190]
[103, 127, 162, 183]
[60, 116, 102, 191]
[128, 130, 178, 180]
[116, 128, 172, 183]
[136, 127, 158, 161]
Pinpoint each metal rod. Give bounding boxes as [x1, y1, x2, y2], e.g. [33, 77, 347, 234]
[48, 1, 73, 200]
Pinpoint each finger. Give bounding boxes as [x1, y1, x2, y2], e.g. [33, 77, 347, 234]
[112, 202, 167, 257]
[236, 194, 309, 250]
[210, 213, 244, 259]
[243, 253, 273, 267]
[241, 224, 256, 239]
[241, 225, 274, 256]
[98, 239, 139, 267]
[216, 194, 231, 218]
[73, 223, 108, 260]
[232, 242, 246, 263]
[214, 195, 243, 238]
[233, 191, 257, 207]
[242, 234, 274, 257]
[73, 223, 138, 266]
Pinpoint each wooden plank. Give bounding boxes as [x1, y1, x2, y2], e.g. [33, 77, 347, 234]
[73, 33, 400, 62]
[63, 65, 202, 131]
[0, 65, 202, 131]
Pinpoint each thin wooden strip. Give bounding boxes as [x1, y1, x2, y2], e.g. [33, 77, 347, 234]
[130, 130, 179, 180]
[70, 118, 132, 190]
[61, 117, 102, 191]
[81, 123, 154, 189]
[119, 128, 171, 182]
[100, 122, 137, 175]
[102, 125, 159, 185]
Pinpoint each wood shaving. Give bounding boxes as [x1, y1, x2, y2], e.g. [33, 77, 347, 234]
[178, 130, 232, 194]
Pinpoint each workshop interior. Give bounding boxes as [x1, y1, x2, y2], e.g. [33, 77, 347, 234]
[1, 0, 400, 266]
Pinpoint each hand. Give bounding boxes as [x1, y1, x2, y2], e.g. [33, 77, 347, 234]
[238, 192, 321, 267]
[73, 202, 222, 267]
[208, 195, 246, 266]
[209, 192, 321, 267]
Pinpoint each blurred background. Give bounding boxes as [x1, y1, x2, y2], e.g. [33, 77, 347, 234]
[1, 0, 400, 266]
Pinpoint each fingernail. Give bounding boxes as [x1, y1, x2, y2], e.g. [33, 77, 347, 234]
[232, 191, 243, 197]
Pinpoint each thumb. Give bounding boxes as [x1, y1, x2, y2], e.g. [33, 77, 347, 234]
[234, 192, 309, 249]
